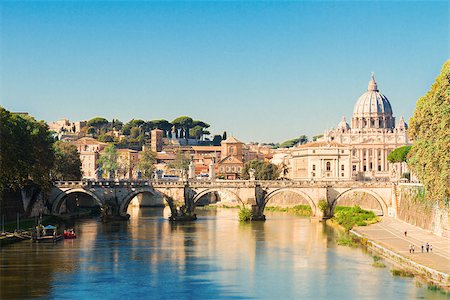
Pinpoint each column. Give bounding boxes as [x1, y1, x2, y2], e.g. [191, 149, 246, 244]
[374, 148, 378, 173]
[381, 149, 385, 172]
[359, 148, 363, 172]
[365, 149, 369, 172]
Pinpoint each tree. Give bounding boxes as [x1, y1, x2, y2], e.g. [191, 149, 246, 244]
[172, 116, 194, 139]
[98, 144, 118, 179]
[150, 119, 172, 137]
[408, 60, 450, 203]
[312, 134, 323, 142]
[51, 141, 82, 181]
[168, 150, 191, 175]
[387, 146, 412, 163]
[0, 107, 55, 191]
[130, 126, 141, 139]
[87, 117, 109, 135]
[279, 135, 308, 148]
[241, 160, 280, 180]
[222, 131, 227, 140]
[212, 135, 222, 146]
[137, 149, 156, 179]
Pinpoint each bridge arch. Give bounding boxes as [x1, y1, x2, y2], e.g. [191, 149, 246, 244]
[52, 188, 103, 214]
[331, 188, 388, 216]
[119, 188, 175, 216]
[192, 188, 244, 206]
[263, 188, 317, 216]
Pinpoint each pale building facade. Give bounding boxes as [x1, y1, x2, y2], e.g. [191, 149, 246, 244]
[70, 137, 107, 179]
[322, 74, 411, 180]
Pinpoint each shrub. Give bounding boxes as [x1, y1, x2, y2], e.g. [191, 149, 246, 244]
[318, 199, 329, 214]
[238, 206, 253, 222]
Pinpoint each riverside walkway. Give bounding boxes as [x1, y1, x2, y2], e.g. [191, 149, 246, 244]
[354, 217, 450, 275]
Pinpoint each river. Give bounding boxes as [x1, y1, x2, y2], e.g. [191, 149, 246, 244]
[0, 208, 446, 299]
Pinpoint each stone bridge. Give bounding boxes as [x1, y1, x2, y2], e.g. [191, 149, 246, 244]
[49, 180, 395, 220]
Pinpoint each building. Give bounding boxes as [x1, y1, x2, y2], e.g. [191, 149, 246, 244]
[287, 141, 352, 181]
[322, 74, 411, 180]
[48, 119, 86, 134]
[151, 129, 164, 153]
[217, 136, 245, 179]
[70, 137, 107, 179]
[117, 149, 139, 179]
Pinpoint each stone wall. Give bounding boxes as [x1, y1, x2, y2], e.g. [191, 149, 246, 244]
[397, 184, 449, 237]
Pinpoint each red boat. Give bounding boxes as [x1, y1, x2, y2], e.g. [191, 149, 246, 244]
[63, 229, 77, 239]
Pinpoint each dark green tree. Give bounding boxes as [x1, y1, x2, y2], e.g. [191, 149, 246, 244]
[51, 141, 82, 181]
[387, 146, 412, 163]
[212, 135, 222, 146]
[172, 116, 194, 139]
[168, 150, 191, 175]
[222, 131, 227, 140]
[87, 117, 109, 135]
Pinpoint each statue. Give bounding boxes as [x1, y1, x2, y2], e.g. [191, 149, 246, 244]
[95, 167, 103, 180]
[249, 168, 256, 181]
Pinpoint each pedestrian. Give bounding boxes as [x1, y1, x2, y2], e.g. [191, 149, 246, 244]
[409, 244, 412, 253]
[404, 230, 407, 237]
[430, 245, 433, 252]
[421, 244, 424, 252]
[426, 243, 429, 253]
[412, 245, 415, 253]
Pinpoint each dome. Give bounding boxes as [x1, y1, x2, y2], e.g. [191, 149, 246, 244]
[353, 74, 393, 116]
[351, 73, 395, 129]
[337, 116, 350, 131]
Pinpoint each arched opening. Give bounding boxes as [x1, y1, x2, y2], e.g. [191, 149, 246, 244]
[120, 189, 175, 219]
[331, 190, 386, 216]
[57, 191, 102, 217]
[264, 189, 316, 216]
[193, 189, 243, 207]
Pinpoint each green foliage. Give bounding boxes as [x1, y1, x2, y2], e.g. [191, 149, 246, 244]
[336, 233, 359, 247]
[212, 135, 222, 146]
[137, 148, 156, 179]
[238, 206, 253, 222]
[264, 205, 312, 216]
[391, 268, 414, 277]
[387, 145, 412, 163]
[222, 131, 227, 140]
[168, 150, 191, 173]
[97, 133, 114, 143]
[372, 261, 386, 268]
[318, 199, 329, 214]
[241, 159, 280, 180]
[51, 141, 82, 181]
[98, 144, 118, 179]
[279, 135, 308, 148]
[130, 126, 141, 138]
[87, 117, 109, 128]
[332, 205, 380, 231]
[172, 116, 194, 139]
[408, 60, 450, 204]
[312, 134, 323, 142]
[0, 107, 55, 191]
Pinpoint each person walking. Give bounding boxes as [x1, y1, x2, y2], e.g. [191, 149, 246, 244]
[412, 245, 415, 253]
[409, 244, 412, 253]
[404, 230, 407, 237]
[421, 244, 424, 252]
[426, 243, 429, 253]
[430, 244, 433, 252]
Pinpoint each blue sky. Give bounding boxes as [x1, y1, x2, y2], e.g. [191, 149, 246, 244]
[0, 1, 448, 143]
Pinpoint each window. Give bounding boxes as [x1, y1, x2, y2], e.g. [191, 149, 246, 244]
[370, 163, 373, 170]
[353, 165, 356, 172]
[363, 166, 367, 172]
[231, 166, 235, 172]
[341, 173, 344, 177]
[326, 162, 331, 171]
[220, 167, 224, 172]
[312, 172, 315, 177]
[238, 167, 241, 172]
[312, 150, 315, 153]
[378, 165, 381, 171]
[341, 165, 344, 171]
[226, 167, 229, 172]
[312, 165, 316, 171]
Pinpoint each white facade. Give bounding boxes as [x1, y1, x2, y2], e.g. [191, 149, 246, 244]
[322, 74, 411, 180]
[286, 141, 352, 181]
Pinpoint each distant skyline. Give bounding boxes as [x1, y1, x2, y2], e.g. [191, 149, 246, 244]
[1, 1, 448, 143]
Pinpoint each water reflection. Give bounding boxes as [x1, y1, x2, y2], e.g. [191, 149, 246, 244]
[0, 208, 446, 299]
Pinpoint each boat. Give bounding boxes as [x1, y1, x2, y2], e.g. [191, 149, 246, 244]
[33, 225, 63, 243]
[63, 228, 77, 239]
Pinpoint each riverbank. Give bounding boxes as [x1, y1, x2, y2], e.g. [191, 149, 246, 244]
[351, 217, 450, 292]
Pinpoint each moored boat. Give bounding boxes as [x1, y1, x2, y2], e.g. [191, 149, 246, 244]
[63, 229, 77, 239]
[33, 225, 63, 243]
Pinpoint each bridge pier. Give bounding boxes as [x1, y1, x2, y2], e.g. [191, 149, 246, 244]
[168, 183, 197, 222]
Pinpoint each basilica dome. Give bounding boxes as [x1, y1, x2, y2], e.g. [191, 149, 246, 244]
[351, 74, 395, 129]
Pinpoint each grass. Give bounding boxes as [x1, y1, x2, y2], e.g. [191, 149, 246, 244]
[391, 268, 414, 277]
[238, 206, 253, 222]
[336, 233, 359, 247]
[332, 205, 380, 231]
[372, 261, 386, 268]
[264, 205, 312, 217]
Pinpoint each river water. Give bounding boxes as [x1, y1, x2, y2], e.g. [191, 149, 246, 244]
[0, 208, 446, 299]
